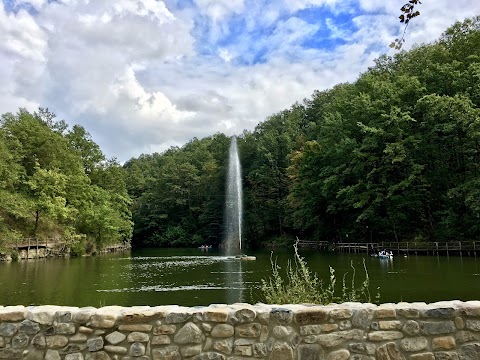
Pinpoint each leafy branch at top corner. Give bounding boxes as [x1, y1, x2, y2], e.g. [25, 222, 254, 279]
[390, 0, 422, 50]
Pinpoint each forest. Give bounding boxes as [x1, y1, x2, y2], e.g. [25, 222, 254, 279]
[1, 16, 480, 252]
[0, 108, 133, 254]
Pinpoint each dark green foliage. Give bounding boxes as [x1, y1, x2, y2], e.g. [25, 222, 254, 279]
[0, 109, 133, 252]
[125, 17, 480, 247]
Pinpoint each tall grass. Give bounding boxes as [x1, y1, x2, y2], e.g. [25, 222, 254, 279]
[260, 241, 380, 304]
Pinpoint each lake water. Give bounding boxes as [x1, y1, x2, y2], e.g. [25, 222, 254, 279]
[0, 248, 479, 307]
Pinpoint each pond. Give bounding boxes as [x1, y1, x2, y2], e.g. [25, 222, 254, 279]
[0, 247, 479, 307]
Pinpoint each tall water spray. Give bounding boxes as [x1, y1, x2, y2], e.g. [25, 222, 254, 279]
[224, 136, 243, 254]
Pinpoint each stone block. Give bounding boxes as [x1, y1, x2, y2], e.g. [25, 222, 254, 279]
[234, 344, 252, 356]
[31, 334, 46, 349]
[253, 343, 268, 357]
[330, 309, 353, 320]
[151, 335, 170, 345]
[352, 309, 374, 329]
[211, 324, 234, 338]
[55, 323, 76, 335]
[79, 326, 94, 334]
[349, 343, 376, 355]
[419, 321, 456, 335]
[368, 331, 404, 341]
[297, 344, 323, 360]
[28, 307, 59, 326]
[46, 336, 69, 349]
[375, 309, 396, 319]
[270, 342, 293, 360]
[455, 330, 480, 344]
[18, 320, 40, 335]
[64, 353, 83, 360]
[0, 307, 26, 322]
[55, 311, 72, 323]
[86, 337, 104, 352]
[173, 322, 203, 344]
[165, 312, 191, 324]
[376, 342, 405, 360]
[315, 330, 365, 348]
[327, 349, 350, 360]
[402, 320, 420, 336]
[91, 314, 116, 329]
[379, 321, 402, 330]
[45, 350, 60, 360]
[60, 344, 87, 354]
[434, 351, 459, 360]
[295, 309, 329, 326]
[191, 352, 225, 360]
[235, 323, 262, 338]
[235, 308, 256, 323]
[153, 325, 176, 335]
[104, 346, 127, 355]
[105, 332, 126, 345]
[410, 353, 434, 360]
[128, 343, 145, 357]
[397, 308, 420, 319]
[270, 308, 293, 325]
[213, 338, 233, 354]
[120, 308, 159, 323]
[459, 343, 480, 359]
[465, 320, 480, 332]
[0, 349, 22, 359]
[203, 310, 229, 323]
[85, 351, 111, 360]
[454, 317, 464, 330]
[432, 336, 456, 351]
[422, 308, 456, 319]
[126, 332, 149, 343]
[73, 310, 95, 324]
[68, 332, 87, 343]
[152, 346, 180, 360]
[400, 337, 428, 352]
[181, 345, 202, 357]
[24, 350, 45, 360]
[273, 326, 293, 339]
[459, 306, 480, 317]
[0, 324, 17, 337]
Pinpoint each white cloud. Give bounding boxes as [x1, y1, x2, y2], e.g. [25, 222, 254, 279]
[0, 0, 478, 161]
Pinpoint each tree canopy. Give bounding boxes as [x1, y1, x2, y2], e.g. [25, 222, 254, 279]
[125, 16, 480, 248]
[0, 109, 132, 253]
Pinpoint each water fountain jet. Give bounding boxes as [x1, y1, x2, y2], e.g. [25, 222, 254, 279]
[223, 136, 254, 259]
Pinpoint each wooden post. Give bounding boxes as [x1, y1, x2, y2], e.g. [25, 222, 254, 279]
[397, 242, 400, 255]
[435, 242, 438, 256]
[414, 242, 417, 255]
[446, 242, 449, 257]
[36, 238, 39, 259]
[27, 238, 30, 259]
[459, 241, 462, 257]
[474, 241, 476, 258]
[406, 242, 409, 256]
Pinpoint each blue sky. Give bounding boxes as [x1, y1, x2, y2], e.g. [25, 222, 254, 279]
[1, 0, 479, 161]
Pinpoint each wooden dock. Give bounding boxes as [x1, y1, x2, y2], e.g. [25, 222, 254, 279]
[297, 240, 480, 257]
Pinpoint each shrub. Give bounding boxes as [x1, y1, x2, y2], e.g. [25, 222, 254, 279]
[260, 241, 379, 304]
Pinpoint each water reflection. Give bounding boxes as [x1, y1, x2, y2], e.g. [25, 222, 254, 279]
[223, 259, 244, 304]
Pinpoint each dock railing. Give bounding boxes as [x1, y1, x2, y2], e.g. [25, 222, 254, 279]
[296, 240, 480, 256]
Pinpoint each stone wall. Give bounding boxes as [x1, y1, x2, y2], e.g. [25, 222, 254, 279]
[1, 301, 480, 360]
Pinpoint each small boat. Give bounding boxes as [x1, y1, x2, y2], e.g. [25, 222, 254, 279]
[198, 245, 212, 250]
[378, 250, 393, 259]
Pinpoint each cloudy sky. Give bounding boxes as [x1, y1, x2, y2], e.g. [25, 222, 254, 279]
[1, 0, 479, 162]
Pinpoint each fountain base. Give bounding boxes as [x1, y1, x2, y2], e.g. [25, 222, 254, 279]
[235, 255, 256, 261]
